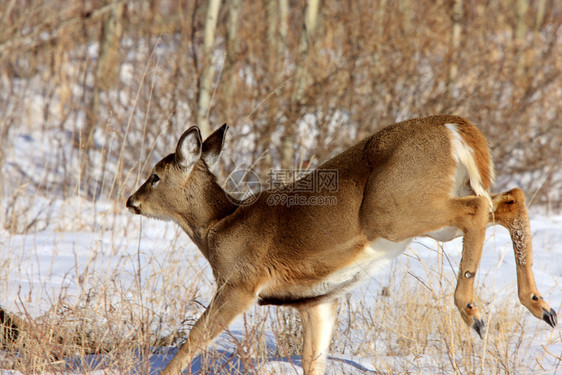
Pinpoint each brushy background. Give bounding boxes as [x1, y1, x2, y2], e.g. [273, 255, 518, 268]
[1, 0, 561, 217]
[0, 0, 561, 374]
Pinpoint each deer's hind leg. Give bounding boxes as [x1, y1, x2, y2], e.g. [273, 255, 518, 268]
[491, 188, 557, 327]
[297, 299, 338, 375]
[449, 195, 491, 338]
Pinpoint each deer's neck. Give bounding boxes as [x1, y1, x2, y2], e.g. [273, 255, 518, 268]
[175, 164, 238, 254]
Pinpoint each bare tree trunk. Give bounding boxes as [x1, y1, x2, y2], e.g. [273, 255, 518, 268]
[374, 0, 387, 68]
[224, 0, 241, 122]
[515, 0, 529, 80]
[278, 0, 289, 47]
[535, 0, 546, 32]
[447, 0, 462, 97]
[0, 0, 17, 26]
[291, 0, 321, 105]
[283, 0, 320, 169]
[264, 1, 279, 171]
[81, 2, 124, 197]
[197, 0, 221, 138]
[267, 1, 278, 65]
[400, 0, 412, 34]
[265, 0, 289, 170]
[266, 0, 289, 65]
[530, 0, 547, 79]
[83, 2, 124, 148]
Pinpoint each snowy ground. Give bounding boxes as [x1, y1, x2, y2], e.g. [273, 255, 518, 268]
[1, 195, 561, 374]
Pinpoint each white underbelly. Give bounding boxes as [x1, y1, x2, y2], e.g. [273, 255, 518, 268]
[311, 237, 412, 296]
[424, 226, 463, 242]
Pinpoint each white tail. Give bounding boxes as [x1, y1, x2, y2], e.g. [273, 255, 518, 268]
[127, 115, 556, 375]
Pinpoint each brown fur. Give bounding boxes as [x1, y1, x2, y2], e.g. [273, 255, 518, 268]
[126, 115, 556, 375]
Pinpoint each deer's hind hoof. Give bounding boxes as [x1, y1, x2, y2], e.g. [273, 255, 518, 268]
[542, 307, 558, 328]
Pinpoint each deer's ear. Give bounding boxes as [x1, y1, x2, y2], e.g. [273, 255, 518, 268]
[202, 123, 228, 167]
[175, 126, 202, 169]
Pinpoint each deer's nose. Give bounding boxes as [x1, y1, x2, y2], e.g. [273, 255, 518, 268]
[126, 196, 135, 208]
[126, 196, 140, 214]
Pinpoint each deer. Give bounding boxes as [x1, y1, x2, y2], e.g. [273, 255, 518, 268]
[126, 114, 557, 375]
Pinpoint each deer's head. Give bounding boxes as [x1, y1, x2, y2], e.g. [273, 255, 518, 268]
[126, 124, 229, 223]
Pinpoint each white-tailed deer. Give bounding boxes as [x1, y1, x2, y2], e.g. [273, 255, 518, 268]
[127, 115, 557, 375]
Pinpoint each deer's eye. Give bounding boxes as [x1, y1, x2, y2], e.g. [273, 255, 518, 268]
[150, 173, 160, 187]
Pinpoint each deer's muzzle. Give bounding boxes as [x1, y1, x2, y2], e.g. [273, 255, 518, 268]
[126, 196, 141, 215]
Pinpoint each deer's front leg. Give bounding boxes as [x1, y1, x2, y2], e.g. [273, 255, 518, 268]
[161, 284, 256, 375]
[491, 188, 557, 328]
[451, 196, 490, 338]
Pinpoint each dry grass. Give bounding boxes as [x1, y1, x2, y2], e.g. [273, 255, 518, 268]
[1, 0, 561, 373]
[3, 234, 559, 374]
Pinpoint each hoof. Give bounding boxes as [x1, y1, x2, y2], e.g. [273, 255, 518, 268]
[472, 318, 485, 339]
[542, 307, 558, 328]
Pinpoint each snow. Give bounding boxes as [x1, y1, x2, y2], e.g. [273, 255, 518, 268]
[1, 196, 560, 373]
